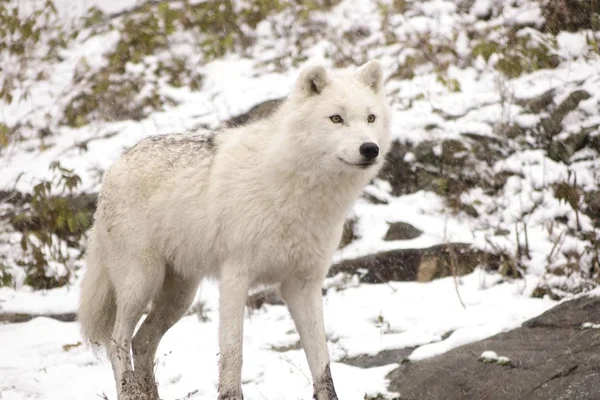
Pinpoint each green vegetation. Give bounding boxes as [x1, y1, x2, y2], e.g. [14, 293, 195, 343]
[471, 32, 560, 78]
[3, 162, 95, 289]
[63, 0, 343, 127]
[0, 0, 599, 296]
[0, 0, 73, 103]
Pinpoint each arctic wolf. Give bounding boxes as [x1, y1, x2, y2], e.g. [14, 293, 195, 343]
[78, 60, 392, 400]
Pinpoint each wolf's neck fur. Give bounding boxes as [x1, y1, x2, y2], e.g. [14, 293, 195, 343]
[262, 124, 371, 222]
[208, 111, 374, 226]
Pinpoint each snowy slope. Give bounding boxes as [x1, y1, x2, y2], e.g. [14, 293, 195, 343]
[1, 0, 599, 398]
[0, 272, 555, 399]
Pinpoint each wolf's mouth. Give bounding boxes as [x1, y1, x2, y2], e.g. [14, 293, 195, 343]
[338, 157, 377, 169]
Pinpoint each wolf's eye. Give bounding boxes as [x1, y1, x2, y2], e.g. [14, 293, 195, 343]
[329, 115, 343, 124]
[367, 114, 376, 123]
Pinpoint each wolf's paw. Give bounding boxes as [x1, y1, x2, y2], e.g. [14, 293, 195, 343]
[135, 372, 160, 400]
[120, 371, 158, 400]
[313, 391, 338, 400]
[217, 392, 243, 400]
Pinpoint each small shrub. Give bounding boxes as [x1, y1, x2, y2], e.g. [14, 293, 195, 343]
[0, 0, 71, 103]
[7, 162, 95, 289]
[471, 34, 560, 78]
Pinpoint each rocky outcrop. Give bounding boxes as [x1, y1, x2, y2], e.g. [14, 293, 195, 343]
[382, 294, 600, 400]
[329, 243, 484, 283]
[542, 0, 600, 34]
[540, 90, 591, 139]
[223, 98, 285, 127]
[383, 221, 423, 241]
[245, 243, 485, 310]
[0, 312, 77, 323]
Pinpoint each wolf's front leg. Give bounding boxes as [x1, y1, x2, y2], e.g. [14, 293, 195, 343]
[217, 266, 249, 400]
[280, 278, 338, 400]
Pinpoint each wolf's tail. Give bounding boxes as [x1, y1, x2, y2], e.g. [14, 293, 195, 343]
[78, 235, 116, 348]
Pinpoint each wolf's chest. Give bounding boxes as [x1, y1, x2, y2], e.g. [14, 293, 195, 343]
[246, 213, 342, 277]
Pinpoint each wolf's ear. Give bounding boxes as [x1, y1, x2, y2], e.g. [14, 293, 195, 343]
[356, 60, 383, 94]
[296, 65, 329, 96]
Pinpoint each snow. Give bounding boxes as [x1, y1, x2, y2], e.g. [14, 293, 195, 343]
[0, 285, 79, 315]
[471, 0, 492, 19]
[0, 270, 555, 399]
[581, 322, 600, 330]
[0, 311, 398, 399]
[504, 2, 543, 28]
[556, 32, 589, 59]
[1, 0, 599, 398]
[479, 350, 511, 365]
[20, 0, 141, 20]
[480, 350, 498, 360]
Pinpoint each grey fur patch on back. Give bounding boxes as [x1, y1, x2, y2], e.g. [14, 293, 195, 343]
[123, 132, 217, 155]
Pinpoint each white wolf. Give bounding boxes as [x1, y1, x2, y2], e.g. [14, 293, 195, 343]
[78, 60, 392, 400]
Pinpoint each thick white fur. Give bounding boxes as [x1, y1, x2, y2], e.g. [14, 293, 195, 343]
[78, 60, 392, 400]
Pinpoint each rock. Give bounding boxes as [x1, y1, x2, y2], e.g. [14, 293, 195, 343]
[547, 141, 571, 163]
[584, 191, 600, 226]
[0, 312, 77, 323]
[440, 139, 468, 167]
[542, 0, 600, 34]
[460, 203, 479, 218]
[224, 98, 285, 128]
[246, 288, 284, 310]
[589, 128, 600, 154]
[329, 243, 484, 284]
[384, 221, 423, 241]
[461, 133, 504, 153]
[415, 169, 441, 193]
[386, 294, 600, 400]
[414, 141, 438, 165]
[342, 348, 416, 368]
[540, 90, 592, 137]
[377, 141, 420, 196]
[516, 88, 555, 114]
[338, 218, 358, 249]
[245, 244, 486, 308]
[416, 243, 483, 282]
[553, 90, 592, 119]
[378, 137, 505, 198]
[329, 247, 422, 282]
[247, 244, 486, 310]
[547, 130, 589, 163]
[461, 133, 508, 168]
[504, 124, 525, 139]
[532, 285, 562, 301]
[456, 0, 475, 14]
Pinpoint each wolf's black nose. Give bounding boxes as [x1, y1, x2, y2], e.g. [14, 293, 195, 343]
[360, 142, 379, 160]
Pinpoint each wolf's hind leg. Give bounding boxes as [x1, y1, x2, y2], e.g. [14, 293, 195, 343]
[108, 258, 164, 400]
[132, 269, 201, 399]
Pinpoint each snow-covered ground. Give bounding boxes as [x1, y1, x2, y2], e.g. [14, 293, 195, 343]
[0, 271, 555, 399]
[1, 0, 599, 398]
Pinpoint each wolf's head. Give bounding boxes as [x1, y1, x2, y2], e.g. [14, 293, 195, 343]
[281, 60, 392, 175]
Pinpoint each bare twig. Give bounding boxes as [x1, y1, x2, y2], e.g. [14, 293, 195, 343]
[547, 230, 567, 264]
[524, 222, 530, 259]
[447, 243, 466, 309]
